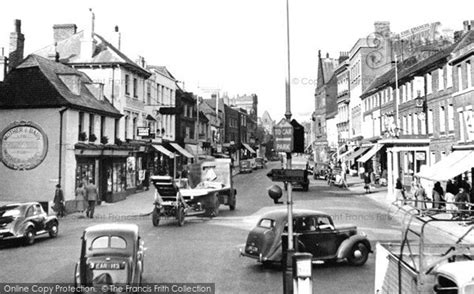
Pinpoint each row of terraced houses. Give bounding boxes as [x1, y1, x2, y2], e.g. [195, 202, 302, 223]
[310, 20, 474, 200]
[0, 18, 259, 208]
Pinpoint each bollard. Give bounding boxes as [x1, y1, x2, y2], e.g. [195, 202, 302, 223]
[292, 252, 313, 294]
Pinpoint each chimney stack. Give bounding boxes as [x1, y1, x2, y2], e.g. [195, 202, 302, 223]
[9, 19, 25, 71]
[80, 9, 95, 59]
[53, 24, 77, 43]
[114, 25, 121, 50]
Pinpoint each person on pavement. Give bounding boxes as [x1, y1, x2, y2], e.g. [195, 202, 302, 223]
[75, 182, 88, 215]
[432, 182, 445, 210]
[413, 182, 428, 215]
[455, 187, 469, 219]
[446, 179, 458, 195]
[363, 171, 371, 193]
[53, 184, 66, 217]
[395, 178, 406, 205]
[85, 178, 99, 218]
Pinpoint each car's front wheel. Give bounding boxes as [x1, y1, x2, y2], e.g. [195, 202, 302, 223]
[24, 228, 35, 245]
[49, 222, 59, 238]
[347, 242, 369, 266]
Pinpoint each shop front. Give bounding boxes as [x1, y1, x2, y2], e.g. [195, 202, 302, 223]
[379, 138, 430, 201]
[74, 144, 133, 204]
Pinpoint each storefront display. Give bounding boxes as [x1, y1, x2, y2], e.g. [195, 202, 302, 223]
[107, 161, 126, 193]
[76, 159, 95, 188]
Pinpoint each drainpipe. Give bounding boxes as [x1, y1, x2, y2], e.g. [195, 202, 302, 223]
[58, 107, 68, 186]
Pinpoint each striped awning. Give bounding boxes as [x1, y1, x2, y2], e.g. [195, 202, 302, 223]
[152, 144, 175, 158]
[345, 147, 370, 162]
[170, 143, 194, 159]
[357, 144, 383, 163]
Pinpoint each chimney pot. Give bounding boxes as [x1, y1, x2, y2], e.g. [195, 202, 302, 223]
[9, 19, 25, 71]
[326, 53, 329, 58]
[14, 19, 21, 33]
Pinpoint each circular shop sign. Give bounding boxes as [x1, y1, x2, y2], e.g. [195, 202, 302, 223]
[0, 121, 48, 170]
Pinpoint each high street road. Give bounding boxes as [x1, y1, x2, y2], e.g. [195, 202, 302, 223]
[0, 161, 403, 293]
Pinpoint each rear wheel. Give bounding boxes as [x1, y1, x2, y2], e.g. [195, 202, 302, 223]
[177, 206, 185, 226]
[228, 191, 236, 211]
[347, 242, 369, 266]
[24, 228, 35, 245]
[49, 222, 58, 238]
[152, 208, 160, 227]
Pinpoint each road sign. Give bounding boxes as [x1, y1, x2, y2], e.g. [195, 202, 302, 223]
[274, 118, 293, 152]
[267, 169, 306, 182]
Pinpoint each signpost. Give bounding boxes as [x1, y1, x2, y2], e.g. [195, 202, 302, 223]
[274, 118, 294, 153]
[268, 169, 305, 183]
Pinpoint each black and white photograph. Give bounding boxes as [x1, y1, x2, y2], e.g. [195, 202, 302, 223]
[1, 0, 474, 293]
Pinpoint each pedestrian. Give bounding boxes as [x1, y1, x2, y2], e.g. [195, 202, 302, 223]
[454, 187, 469, 219]
[446, 179, 458, 195]
[413, 182, 428, 215]
[85, 178, 99, 219]
[75, 182, 88, 214]
[364, 171, 371, 193]
[445, 190, 457, 219]
[432, 181, 445, 210]
[395, 178, 406, 205]
[143, 169, 150, 191]
[53, 184, 65, 217]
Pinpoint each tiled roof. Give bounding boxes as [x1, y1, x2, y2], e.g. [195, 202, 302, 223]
[35, 31, 150, 77]
[0, 54, 121, 117]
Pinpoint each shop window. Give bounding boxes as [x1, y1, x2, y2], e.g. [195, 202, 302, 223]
[107, 162, 126, 193]
[76, 160, 95, 188]
[126, 157, 136, 189]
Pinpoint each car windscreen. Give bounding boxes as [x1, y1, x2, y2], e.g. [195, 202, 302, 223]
[0, 206, 21, 217]
[258, 218, 275, 229]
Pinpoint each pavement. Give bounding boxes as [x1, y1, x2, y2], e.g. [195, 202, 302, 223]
[344, 174, 474, 243]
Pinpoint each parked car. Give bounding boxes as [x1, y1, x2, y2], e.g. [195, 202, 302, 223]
[74, 223, 145, 287]
[240, 209, 371, 266]
[313, 162, 329, 180]
[0, 202, 58, 245]
[240, 160, 252, 173]
[255, 157, 266, 169]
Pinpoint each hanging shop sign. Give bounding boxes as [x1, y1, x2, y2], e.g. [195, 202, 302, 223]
[0, 121, 48, 170]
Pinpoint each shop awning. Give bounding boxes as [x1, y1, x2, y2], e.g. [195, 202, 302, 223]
[185, 144, 205, 156]
[152, 144, 175, 158]
[357, 144, 383, 163]
[170, 143, 194, 159]
[416, 150, 474, 181]
[339, 148, 354, 160]
[242, 143, 256, 154]
[345, 147, 370, 162]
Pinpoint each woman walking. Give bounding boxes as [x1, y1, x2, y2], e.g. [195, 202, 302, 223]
[432, 182, 445, 210]
[75, 182, 88, 215]
[395, 178, 406, 205]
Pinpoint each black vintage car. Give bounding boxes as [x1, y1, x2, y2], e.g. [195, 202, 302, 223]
[74, 224, 145, 287]
[0, 202, 59, 245]
[241, 209, 371, 266]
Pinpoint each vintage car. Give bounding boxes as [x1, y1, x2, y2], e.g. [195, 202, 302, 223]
[255, 157, 266, 169]
[74, 224, 145, 287]
[313, 162, 329, 180]
[241, 209, 371, 266]
[0, 202, 58, 245]
[240, 160, 253, 173]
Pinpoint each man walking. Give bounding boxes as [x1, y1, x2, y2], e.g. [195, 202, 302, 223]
[85, 178, 98, 218]
[53, 184, 65, 217]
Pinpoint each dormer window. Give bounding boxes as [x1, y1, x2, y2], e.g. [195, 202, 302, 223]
[58, 73, 81, 95]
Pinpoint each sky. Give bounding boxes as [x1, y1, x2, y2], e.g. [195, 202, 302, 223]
[1, 0, 473, 122]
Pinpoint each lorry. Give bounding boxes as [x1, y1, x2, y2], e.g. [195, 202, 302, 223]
[151, 158, 237, 226]
[374, 203, 474, 294]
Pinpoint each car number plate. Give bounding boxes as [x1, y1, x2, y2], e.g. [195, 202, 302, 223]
[93, 262, 125, 270]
